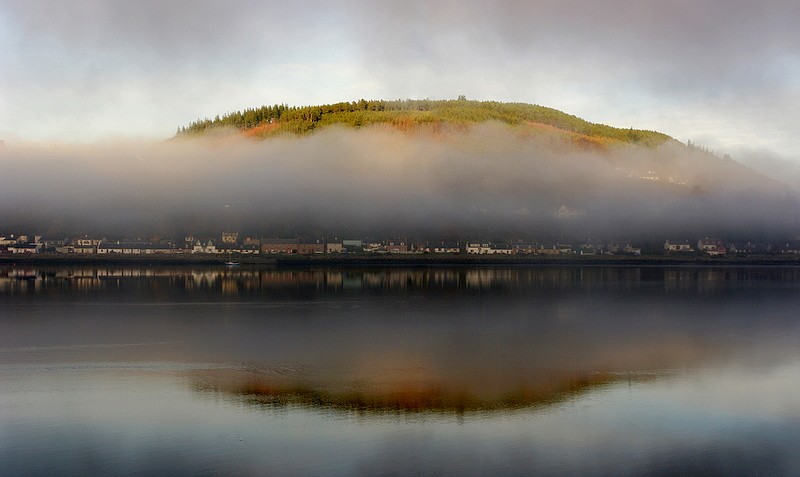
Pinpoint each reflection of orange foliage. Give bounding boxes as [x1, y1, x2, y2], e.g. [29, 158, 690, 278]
[192, 368, 619, 413]
[501, 372, 616, 407]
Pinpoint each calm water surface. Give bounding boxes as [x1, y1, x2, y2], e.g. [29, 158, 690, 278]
[1, 265, 799, 475]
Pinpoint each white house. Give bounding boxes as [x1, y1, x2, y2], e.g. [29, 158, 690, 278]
[697, 238, 726, 256]
[488, 244, 513, 254]
[466, 243, 491, 254]
[664, 240, 694, 253]
[192, 240, 218, 254]
[8, 243, 41, 254]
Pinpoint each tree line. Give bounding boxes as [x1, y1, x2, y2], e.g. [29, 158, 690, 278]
[176, 98, 672, 147]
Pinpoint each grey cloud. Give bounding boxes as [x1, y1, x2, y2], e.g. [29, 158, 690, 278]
[352, 0, 800, 98]
[0, 1, 352, 138]
[1, 0, 798, 162]
[340, 1, 800, 161]
[0, 125, 796, 240]
[3, 1, 329, 62]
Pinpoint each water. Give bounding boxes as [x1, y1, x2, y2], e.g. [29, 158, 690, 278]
[1, 265, 799, 475]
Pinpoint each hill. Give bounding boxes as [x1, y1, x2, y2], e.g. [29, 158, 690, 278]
[2, 98, 797, 240]
[175, 98, 672, 148]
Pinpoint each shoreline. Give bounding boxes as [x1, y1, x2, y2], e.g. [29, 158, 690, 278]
[3, 253, 800, 267]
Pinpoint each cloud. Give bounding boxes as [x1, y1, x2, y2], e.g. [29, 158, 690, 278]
[0, 125, 796, 239]
[0, 1, 359, 140]
[1, 0, 798, 162]
[347, 1, 800, 157]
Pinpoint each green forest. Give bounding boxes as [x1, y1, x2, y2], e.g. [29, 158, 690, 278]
[176, 98, 672, 147]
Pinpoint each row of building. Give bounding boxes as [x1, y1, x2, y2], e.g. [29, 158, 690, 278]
[662, 238, 798, 256]
[3, 232, 800, 256]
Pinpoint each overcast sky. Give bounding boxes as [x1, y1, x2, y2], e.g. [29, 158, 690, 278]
[1, 0, 798, 162]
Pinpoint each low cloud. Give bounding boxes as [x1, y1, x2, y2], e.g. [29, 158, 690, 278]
[0, 124, 797, 240]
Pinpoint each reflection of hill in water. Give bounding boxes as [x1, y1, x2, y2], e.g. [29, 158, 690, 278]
[191, 367, 648, 414]
[6, 264, 800, 414]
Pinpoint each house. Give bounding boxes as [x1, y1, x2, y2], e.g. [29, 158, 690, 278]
[297, 241, 325, 254]
[363, 242, 383, 253]
[729, 242, 771, 255]
[326, 241, 344, 253]
[98, 241, 177, 254]
[70, 236, 104, 254]
[40, 236, 68, 252]
[697, 238, 726, 256]
[512, 242, 537, 255]
[144, 243, 176, 254]
[488, 243, 513, 254]
[221, 232, 239, 244]
[239, 244, 260, 255]
[342, 239, 363, 253]
[73, 245, 97, 254]
[779, 241, 800, 254]
[8, 243, 41, 254]
[384, 241, 408, 254]
[192, 240, 218, 254]
[537, 244, 562, 255]
[183, 235, 197, 250]
[217, 243, 260, 255]
[422, 241, 461, 253]
[72, 236, 104, 247]
[606, 242, 641, 256]
[556, 244, 575, 255]
[98, 241, 129, 254]
[0, 233, 27, 246]
[664, 240, 695, 253]
[466, 243, 491, 254]
[604, 241, 640, 255]
[624, 244, 642, 256]
[261, 238, 299, 254]
[433, 242, 461, 253]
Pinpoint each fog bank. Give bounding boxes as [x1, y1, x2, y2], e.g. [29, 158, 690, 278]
[0, 124, 796, 240]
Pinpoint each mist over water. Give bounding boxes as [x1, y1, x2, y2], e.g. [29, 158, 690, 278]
[0, 124, 796, 240]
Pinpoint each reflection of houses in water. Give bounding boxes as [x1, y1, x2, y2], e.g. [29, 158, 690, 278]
[342, 273, 362, 291]
[663, 269, 697, 293]
[429, 269, 461, 288]
[662, 268, 736, 293]
[465, 269, 500, 288]
[7, 266, 800, 298]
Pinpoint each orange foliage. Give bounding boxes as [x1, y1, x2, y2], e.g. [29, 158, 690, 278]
[241, 121, 281, 138]
[522, 121, 620, 153]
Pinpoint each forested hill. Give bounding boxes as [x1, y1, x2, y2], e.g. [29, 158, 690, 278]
[175, 98, 672, 147]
